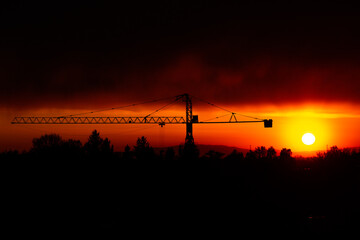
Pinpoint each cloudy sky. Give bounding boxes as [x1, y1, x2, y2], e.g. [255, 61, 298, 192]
[1, 1, 360, 153]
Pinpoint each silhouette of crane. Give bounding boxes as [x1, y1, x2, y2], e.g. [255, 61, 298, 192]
[11, 93, 272, 144]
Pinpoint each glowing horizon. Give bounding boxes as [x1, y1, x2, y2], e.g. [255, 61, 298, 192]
[1, 102, 359, 156]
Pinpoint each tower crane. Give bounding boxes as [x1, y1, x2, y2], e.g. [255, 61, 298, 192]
[11, 93, 272, 144]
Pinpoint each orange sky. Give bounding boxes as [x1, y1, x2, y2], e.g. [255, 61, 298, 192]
[1, 102, 359, 156]
[1, 2, 360, 157]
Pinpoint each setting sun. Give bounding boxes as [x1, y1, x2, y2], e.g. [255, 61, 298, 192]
[302, 133, 315, 145]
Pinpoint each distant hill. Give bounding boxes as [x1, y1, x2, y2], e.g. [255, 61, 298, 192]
[196, 144, 249, 156]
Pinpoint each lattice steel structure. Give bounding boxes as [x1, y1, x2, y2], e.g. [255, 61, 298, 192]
[11, 93, 272, 144]
[11, 116, 185, 125]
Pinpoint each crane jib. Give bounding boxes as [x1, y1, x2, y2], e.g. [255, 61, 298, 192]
[11, 94, 272, 143]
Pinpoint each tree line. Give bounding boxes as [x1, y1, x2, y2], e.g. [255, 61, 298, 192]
[1, 130, 359, 234]
[1, 130, 359, 164]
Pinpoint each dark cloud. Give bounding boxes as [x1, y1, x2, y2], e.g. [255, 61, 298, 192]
[1, 1, 360, 109]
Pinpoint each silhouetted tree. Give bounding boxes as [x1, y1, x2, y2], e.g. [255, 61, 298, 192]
[280, 148, 292, 160]
[31, 134, 63, 154]
[101, 138, 114, 154]
[326, 146, 341, 160]
[133, 136, 154, 160]
[279, 148, 294, 169]
[325, 146, 352, 170]
[267, 146, 277, 160]
[134, 136, 149, 149]
[316, 151, 325, 161]
[84, 130, 101, 152]
[30, 134, 84, 159]
[245, 150, 256, 161]
[255, 146, 267, 159]
[31, 134, 63, 152]
[84, 130, 113, 156]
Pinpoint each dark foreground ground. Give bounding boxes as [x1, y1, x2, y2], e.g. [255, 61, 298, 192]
[2, 157, 360, 237]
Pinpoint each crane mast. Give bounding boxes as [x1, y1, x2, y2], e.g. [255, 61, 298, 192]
[184, 94, 194, 145]
[11, 93, 272, 144]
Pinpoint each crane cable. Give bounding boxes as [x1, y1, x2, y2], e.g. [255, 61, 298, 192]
[144, 97, 181, 118]
[190, 95, 264, 121]
[201, 113, 233, 122]
[60, 95, 178, 117]
[59, 93, 263, 121]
